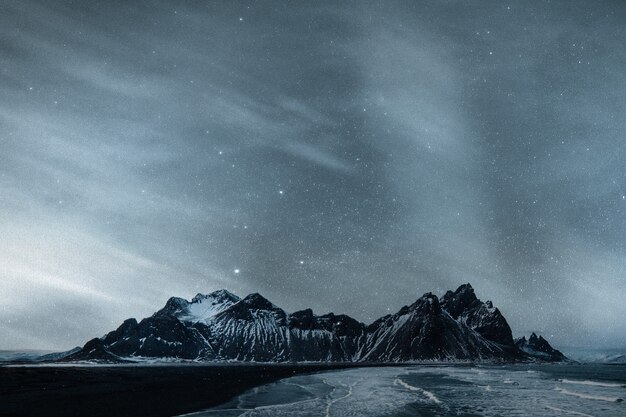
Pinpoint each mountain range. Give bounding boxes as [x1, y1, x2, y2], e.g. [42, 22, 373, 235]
[66, 284, 566, 363]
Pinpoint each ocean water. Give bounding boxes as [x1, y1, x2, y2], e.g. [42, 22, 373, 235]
[181, 364, 625, 417]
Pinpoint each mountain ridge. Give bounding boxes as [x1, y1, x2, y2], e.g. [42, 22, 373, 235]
[65, 284, 567, 363]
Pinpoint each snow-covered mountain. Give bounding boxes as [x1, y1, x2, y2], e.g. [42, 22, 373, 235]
[66, 284, 566, 363]
[560, 347, 626, 364]
[158, 289, 241, 323]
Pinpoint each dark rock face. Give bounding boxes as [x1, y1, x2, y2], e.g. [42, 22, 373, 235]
[441, 284, 481, 318]
[66, 338, 124, 362]
[515, 333, 568, 362]
[94, 315, 213, 360]
[68, 285, 566, 363]
[441, 283, 515, 347]
[360, 292, 513, 361]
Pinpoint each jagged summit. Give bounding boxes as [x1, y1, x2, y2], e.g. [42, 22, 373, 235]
[240, 293, 278, 310]
[515, 333, 567, 362]
[65, 284, 567, 363]
[155, 289, 241, 323]
[440, 284, 514, 346]
[441, 283, 480, 319]
[156, 296, 190, 317]
[409, 292, 442, 315]
[192, 289, 239, 304]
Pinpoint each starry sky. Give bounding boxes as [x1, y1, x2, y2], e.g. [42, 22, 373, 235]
[1, 0, 625, 351]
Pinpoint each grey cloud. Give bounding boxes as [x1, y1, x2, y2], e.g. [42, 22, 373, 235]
[1, 0, 624, 350]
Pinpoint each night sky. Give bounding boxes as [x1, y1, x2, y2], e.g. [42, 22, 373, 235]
[1, 1, 625, 351]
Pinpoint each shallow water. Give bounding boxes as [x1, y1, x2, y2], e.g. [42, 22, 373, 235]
[181, 364, 626, 417]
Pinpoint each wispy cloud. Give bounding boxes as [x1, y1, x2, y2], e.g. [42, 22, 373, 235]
[1, 0, 624, 350]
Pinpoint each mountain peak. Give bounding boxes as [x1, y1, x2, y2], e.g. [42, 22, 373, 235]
[516, 333, 566, 362]
[409, 292, 441, 315]
[155, 290, 240, 323]
[241, 293, 277, 310]
[288, 309, 316, 330]
[419, 292, 439, 305]
[440, 284, 515, 346]
[192, 289, 240, 304]
[155, 297, 190, 317]
[454, 283, 477, 299]
[440, 283, 479, 319]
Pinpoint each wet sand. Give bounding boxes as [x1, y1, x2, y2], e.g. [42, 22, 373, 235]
[0, 363, 357, 417]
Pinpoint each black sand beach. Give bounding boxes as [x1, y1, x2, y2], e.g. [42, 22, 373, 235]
[0, 363, 356, 417]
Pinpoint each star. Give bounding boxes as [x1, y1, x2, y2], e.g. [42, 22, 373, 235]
[234, 269, 240, 274]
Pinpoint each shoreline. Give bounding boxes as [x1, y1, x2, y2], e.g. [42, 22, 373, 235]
[0, 363, 379, 417]
[0, 361, 588, 417]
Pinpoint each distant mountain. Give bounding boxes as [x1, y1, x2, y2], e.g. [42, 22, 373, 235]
[65, 284, 567, 363]
[562, 347, 626, 364]
[515, 333, 568, 362]
[0, 348, 80, 364]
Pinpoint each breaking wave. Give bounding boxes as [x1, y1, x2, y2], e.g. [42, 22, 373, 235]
[555, 387, 623, 403]
[558, 378, 626, 388]
[393, 378, 442, 403]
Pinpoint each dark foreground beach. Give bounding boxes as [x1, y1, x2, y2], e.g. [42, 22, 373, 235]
[2, 363, 625, 417]
[0, 363, 357, 417]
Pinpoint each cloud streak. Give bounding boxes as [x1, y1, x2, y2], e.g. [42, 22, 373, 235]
[1, 0, 624, 350]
